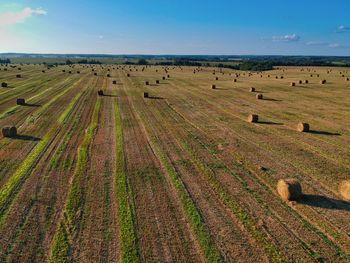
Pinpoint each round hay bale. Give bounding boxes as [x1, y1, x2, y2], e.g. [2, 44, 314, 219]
[156, 80, 160, 84]
[167, 74, 170, 78]
[107, 74, 110, 77]
[112, 80, 117, 84]
[143, 92, 149, 98]
[62, 70, 66, 72]
[216, 77, 219, 80]
[256, 93, 263, 100]
[162, 76, 166, 80]
[77, 71, 80, 74]
[304, 80, 309, 84]
[277, 179, 302, 201]
[42, 70, 46, 73]
[97, 90, 104, 96]
[16, 74, 21, 78]
[280, 76, 284, 79]
[250, 87, 255, 92]
[2, 126, 17, 137]
[320, 80, 326, 84]
[298, 80, 302, 84]
[297, 122, 309, 132]
[339, 180, 350, 201]
[127, 73, 130, 77]
[17, 98, 25, 105]
[290, 82, 295, 87]
[94, 72, 97, 76]
[145, 81, 149, 85]
[247, 114, 258, 123]
[211, 84, 216, 89]
[1, 82, 8, 88]
[69, 71, 72, 74]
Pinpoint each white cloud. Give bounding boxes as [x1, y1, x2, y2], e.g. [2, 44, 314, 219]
[336, 25, 350, 33]
[306, 41, 328, 46]
[0, 7, 47, 27]
[329, 43, 339, 48]
[272, 34, 300, 42]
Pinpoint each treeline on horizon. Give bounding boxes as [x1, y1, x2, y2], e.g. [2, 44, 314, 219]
[2, 56, 350, 72]
[0, 58, 11, 64]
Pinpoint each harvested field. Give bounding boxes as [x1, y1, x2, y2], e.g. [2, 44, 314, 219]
[0, 65, 349, 262]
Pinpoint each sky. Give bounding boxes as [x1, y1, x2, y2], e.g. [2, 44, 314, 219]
[0, 0, 350, 55]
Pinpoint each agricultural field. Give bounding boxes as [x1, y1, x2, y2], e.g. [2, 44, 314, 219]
[0, 63, 349, 262]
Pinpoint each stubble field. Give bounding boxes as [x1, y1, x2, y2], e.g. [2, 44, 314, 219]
[0, 63, 349, 262]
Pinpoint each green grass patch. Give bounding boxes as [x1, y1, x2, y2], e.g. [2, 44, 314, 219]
[50, 98, 101, 262]
[114, 101, 140, 263]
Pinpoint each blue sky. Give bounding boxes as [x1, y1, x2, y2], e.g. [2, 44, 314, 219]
[0, 0, 349, 55]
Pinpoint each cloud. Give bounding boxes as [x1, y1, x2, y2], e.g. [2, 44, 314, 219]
[336, 25, 350, 33]
[272, 34, 300, 42]
[306, 41, 348, 49]
[0, 7, 47, 27]
[306, 41, 328, 46]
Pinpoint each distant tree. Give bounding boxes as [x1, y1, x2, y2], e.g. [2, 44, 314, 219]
[0, 58, 11, 64]
[137, 59, 148, 65]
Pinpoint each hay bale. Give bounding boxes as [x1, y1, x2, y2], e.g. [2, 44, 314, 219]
[339, 180, 350, 201]
[42, 70, 46, 73]
[162, 76, 166, 80]
[2, 126, 17, 138]
[127, 73, 130, 77]
[107, 74, 110, 77]
[77, 71, 80, 74]
[277, 179, 302, 201]
[233, 79, 237, 82]
[304, 80, 309, 84]
[247, 114, 258, 123]
[16, 74, 21, 78]
[297, 122, 309, 132]
[97, 90, 104, 96]
[143, 92, 149, 98]
[216, 77, 219, 80]
[250, 87, 255, 92]
[290, 82, 295, 87]
[299, 80, 302, 84]
[69, 71, 72, 74]
[211, 84, 216, 89]
[256, 93, 263, 100]
[167, 74, 170, 78]
[16, 98, 25, 105]
[156, 80, 160, 84]
[62, 70, 66, 72]
[320, 80, 326, 84]
[1, 82, 8, 88]
[113, 80, 117, 84]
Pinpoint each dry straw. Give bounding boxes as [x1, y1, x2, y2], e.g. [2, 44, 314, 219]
[297, 122, 309, 132]
[339, 180, 350, 201]
[16, 98, 25, 105]
[277, 178, 302, 201]
[247, 114, 258, 123]
[2, 126, 17, 138]
[256, 93, 263, 100]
